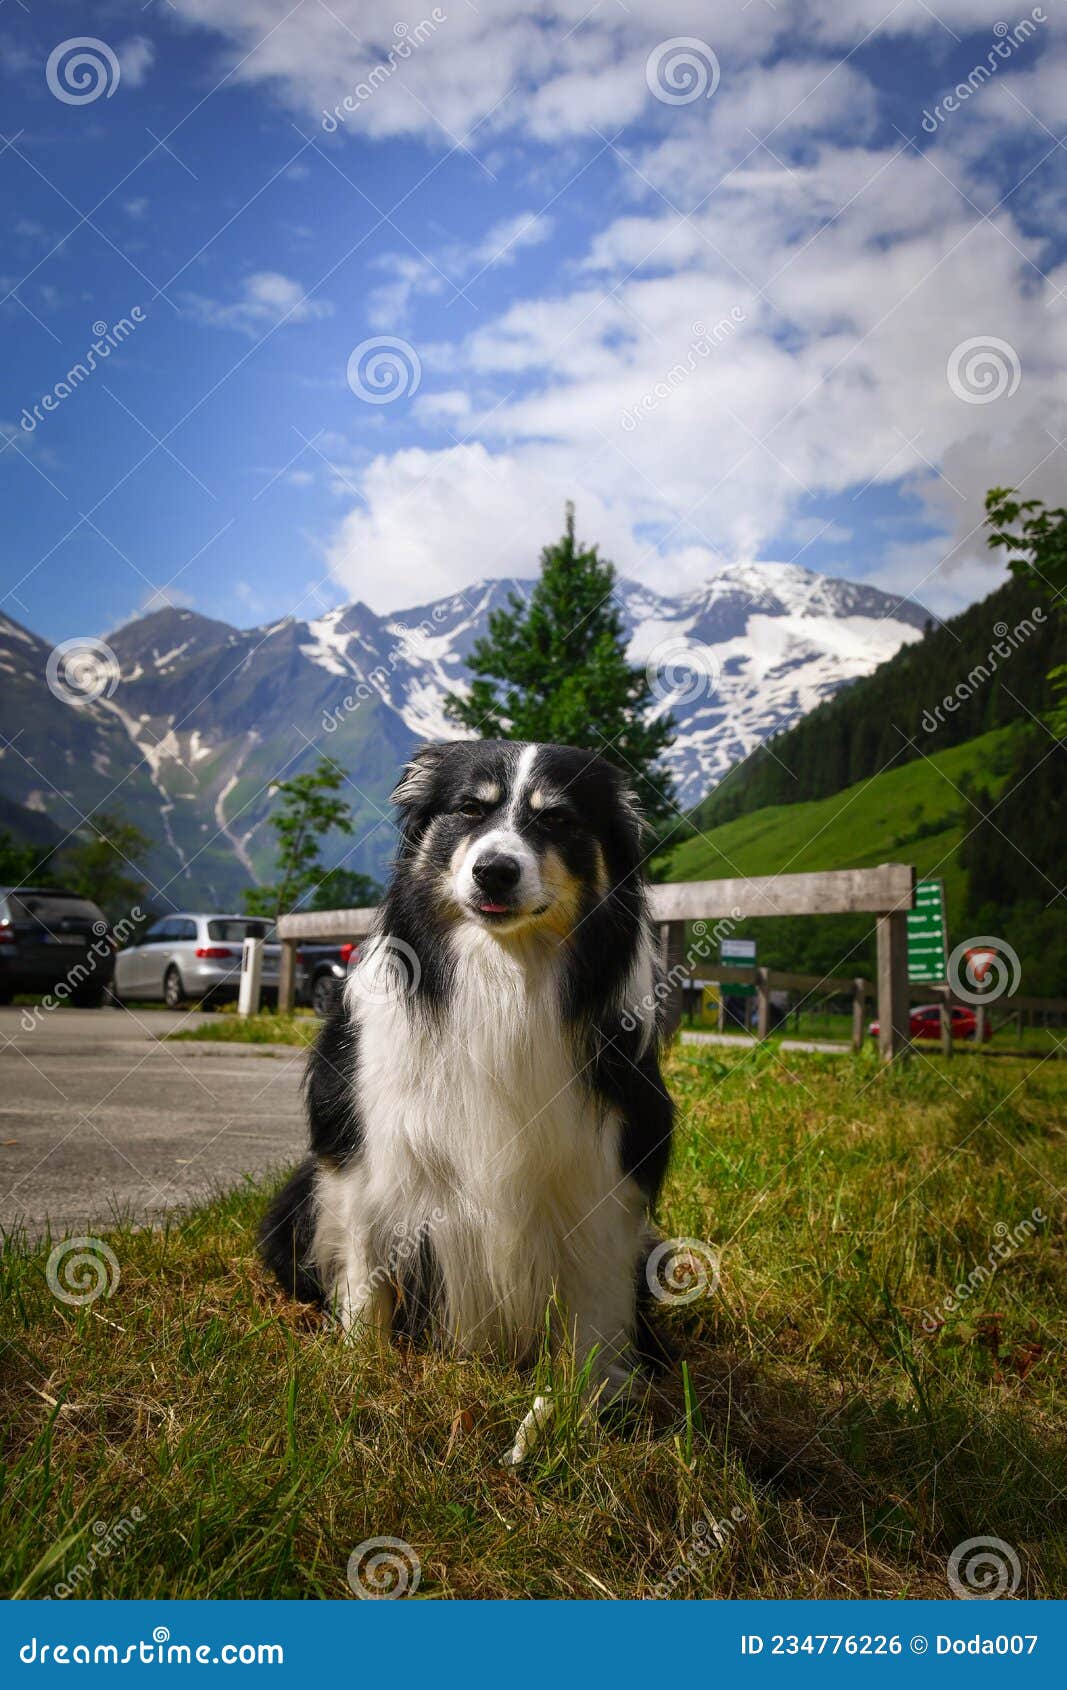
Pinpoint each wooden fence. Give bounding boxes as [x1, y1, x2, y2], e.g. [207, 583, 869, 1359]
[276, 862, 919, 1061]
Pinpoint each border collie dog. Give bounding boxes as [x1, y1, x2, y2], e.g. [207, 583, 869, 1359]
[260, 740, 674, 1457]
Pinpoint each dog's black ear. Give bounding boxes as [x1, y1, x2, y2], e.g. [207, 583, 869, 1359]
[391, 743, 448, 810]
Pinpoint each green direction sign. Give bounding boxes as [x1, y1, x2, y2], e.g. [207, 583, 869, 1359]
[907, 878, 948, 984]
[720, 936, 756, 997]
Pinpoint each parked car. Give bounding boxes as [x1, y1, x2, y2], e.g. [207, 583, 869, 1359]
[0, 886, 115, 1006]
[869, 1003, 992, 1042]
[297, 941, 359, 1018]
[112, 914, 280, 1008]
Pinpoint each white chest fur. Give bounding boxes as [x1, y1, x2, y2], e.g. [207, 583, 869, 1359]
[320, 927, 646, 1362]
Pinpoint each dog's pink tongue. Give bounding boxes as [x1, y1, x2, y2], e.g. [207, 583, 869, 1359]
[479, 901, 508, 914]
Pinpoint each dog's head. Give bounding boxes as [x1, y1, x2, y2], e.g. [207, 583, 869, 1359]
[389, 740, 645, 940]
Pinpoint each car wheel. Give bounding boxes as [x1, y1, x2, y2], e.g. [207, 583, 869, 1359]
[312, 974, 339, 1019]
[163, 966, 185, 1010]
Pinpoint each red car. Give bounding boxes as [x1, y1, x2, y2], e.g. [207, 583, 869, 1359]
[869, 1003, 992, 1041]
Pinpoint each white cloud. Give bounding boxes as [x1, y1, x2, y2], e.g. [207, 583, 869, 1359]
[183, 271, 333, 335]
[119, 36, 155, 88]
[167, 1, 1007, 145]
[165, 0, 1065, 614]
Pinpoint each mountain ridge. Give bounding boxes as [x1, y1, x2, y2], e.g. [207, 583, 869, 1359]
[0, 563, 930, 908]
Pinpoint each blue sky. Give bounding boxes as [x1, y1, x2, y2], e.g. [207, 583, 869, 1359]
[2, 0, 1065, 645]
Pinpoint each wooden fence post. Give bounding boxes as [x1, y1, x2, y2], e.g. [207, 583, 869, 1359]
[852, 978, 867, 1052]
[756, 966, 771, 1040]
[659, 922, 687, 1039]
[277, 938, 297, 1015]
[939, 987, 953, 1059]
[876, 910, 910, 1062]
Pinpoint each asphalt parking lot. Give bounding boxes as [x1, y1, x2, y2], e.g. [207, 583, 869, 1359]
[0, 1005, 306, 1238]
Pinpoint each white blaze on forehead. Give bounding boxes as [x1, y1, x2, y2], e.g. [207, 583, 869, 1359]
[506, 743, 539, 824]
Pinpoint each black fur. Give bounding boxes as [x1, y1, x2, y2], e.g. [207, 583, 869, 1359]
[260, 740, 676, 1342]
[258, 1158, 324, 1306]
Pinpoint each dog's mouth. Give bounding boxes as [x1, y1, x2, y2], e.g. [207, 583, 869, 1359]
[470, 897, 551, 927]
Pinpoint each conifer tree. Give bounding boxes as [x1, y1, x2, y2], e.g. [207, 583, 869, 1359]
[446, 505, 676, 829]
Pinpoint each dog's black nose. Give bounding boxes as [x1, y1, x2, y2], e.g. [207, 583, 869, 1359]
[472, 853, 522, 896]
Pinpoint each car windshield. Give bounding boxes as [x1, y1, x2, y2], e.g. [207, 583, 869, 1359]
[11, 893, 103, 925]
[206, 919, 276, 942]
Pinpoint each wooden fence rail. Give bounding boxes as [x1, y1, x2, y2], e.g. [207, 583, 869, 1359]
[276, 863, 918, 1061]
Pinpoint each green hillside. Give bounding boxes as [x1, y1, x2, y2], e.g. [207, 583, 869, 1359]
[665, 726, 1021, 982]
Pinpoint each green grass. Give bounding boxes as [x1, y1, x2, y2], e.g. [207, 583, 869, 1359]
[668, 726, 1016, 931]
[166, 1011, 319, 1046]
[1, 1045, 1064, 1599]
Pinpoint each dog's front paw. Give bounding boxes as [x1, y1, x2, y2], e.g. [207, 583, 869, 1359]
[502, 1393, 553, 1466]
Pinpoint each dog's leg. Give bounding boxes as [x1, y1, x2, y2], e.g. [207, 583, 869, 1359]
[502, 1393, 554, 1466]
[332, 1244, 394, 1338]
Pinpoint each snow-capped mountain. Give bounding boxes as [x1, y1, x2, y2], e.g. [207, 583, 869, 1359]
[0, 564, 928, 906]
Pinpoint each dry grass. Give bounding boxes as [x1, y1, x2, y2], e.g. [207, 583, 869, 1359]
[1, 1043, 1064, 1600]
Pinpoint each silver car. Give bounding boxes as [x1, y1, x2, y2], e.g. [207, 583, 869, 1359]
[113, 913, 280, 1009]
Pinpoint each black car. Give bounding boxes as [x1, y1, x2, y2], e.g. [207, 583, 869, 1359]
[0, 887, 115, 1006]
[297, 941, 359, 1018]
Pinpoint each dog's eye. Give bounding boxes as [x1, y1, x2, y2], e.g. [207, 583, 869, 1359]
[455, 799, 486, 820]
[538, 806, 571, 826]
